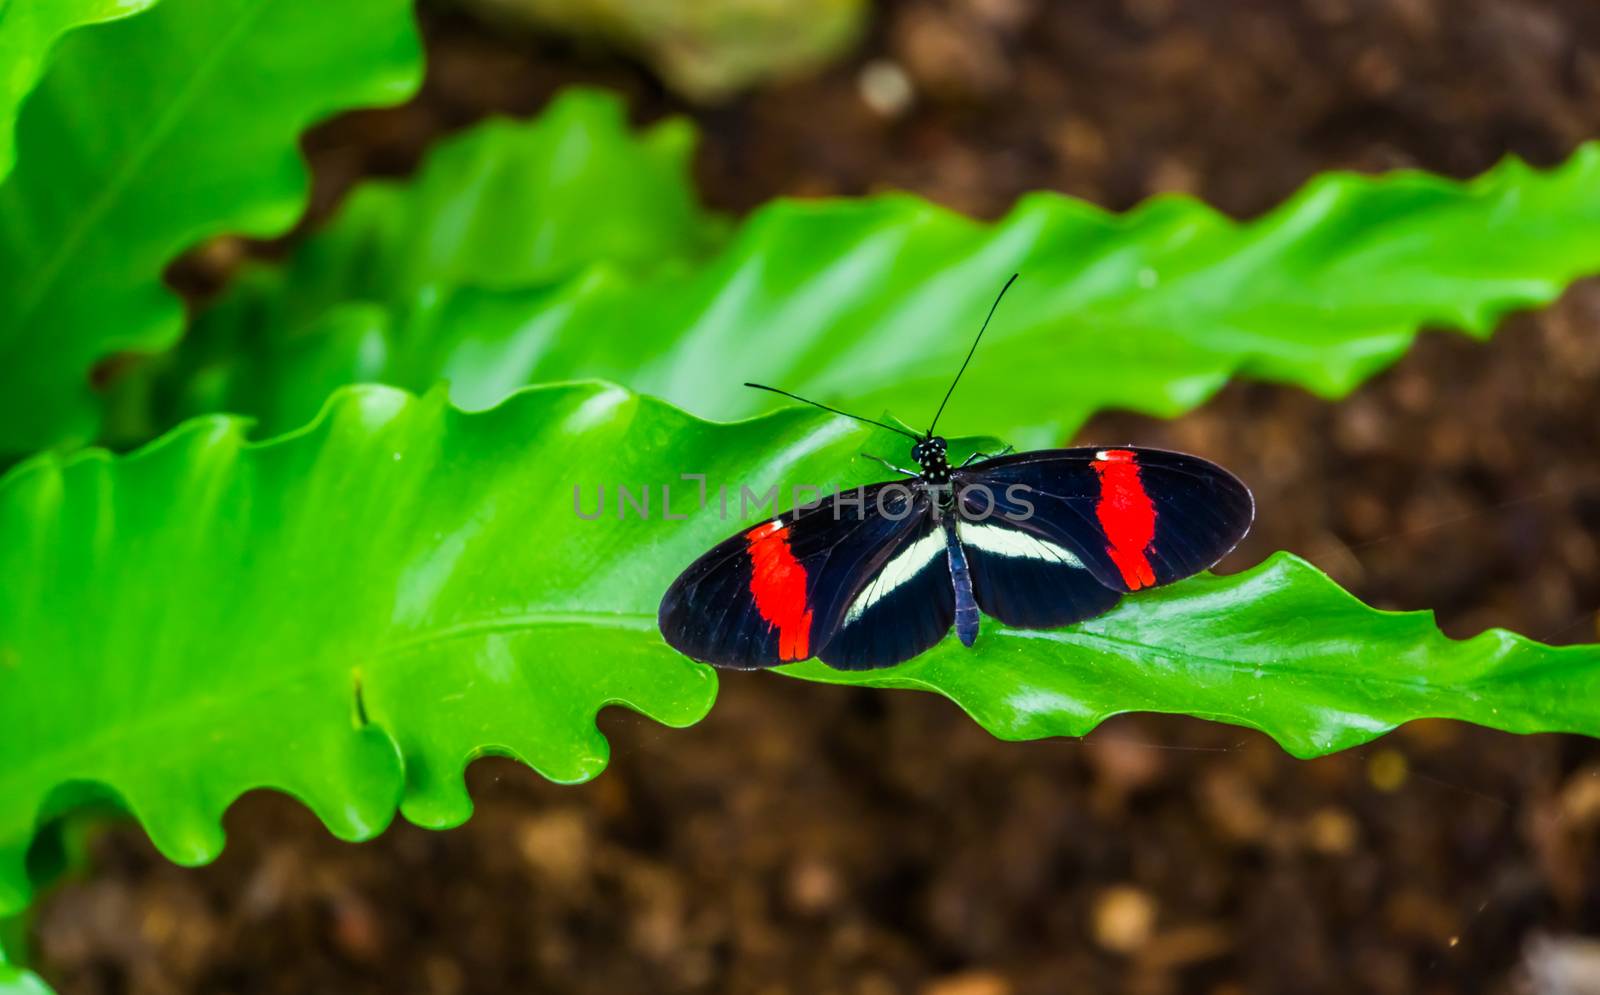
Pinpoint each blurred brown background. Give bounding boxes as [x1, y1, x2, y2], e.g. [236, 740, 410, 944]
[33, 0, 1600, 992]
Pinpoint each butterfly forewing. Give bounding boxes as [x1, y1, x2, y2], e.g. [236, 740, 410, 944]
[953, 517, 1123, 628]
[658, 482, 947, 669]
[817, 515, 954, 670]
[954, 446, 1254, 594]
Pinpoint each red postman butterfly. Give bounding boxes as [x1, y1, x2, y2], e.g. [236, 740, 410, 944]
[659, 275, 1254, 671]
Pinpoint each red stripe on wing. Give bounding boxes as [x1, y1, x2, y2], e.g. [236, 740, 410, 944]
[745, 521, 814, 660]
[1091, 449, 1157, 590]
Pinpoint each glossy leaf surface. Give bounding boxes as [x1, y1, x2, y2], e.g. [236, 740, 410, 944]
[173, 127, 1600, 447]
[5, 384, 1596, 915]
[0, 0, 422, 454]
[783, 554, 1600, 757]
[0, 383, 735, 915]
[0, 0, 158, 181]
[147, 88, 723, 439]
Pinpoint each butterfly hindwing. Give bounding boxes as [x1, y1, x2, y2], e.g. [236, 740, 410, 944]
[658, 482, 950, 669]
[816, 513, 954, 670]
[954, 446, 1253, 594]
[954, 517, 1123, 628]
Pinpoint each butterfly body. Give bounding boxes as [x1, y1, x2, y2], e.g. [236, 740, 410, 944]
[658, 435, 1253, 671]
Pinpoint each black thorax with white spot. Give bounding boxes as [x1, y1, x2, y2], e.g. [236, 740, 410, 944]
[910, 435, 951, 490]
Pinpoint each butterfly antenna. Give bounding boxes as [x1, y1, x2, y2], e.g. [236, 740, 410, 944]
[926, 272, 1019, 438]
[744, 382, 921, 441]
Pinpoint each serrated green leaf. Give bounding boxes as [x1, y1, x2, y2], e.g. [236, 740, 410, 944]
[141, 87, 724, 440]
[0, 0, 159, 183]
[172, 126, 1600, 447]
[782, 553, 1600, 758]
[0, 383, 737, 915]
[0, 0, 422, 455]
[4, 384, 1597, 915]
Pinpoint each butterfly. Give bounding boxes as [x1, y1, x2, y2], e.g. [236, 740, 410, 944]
[658, 274, 1254, 671]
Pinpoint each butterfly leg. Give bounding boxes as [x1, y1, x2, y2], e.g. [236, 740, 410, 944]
[862, 453, 918, 476]
[958, 445, 1014, 468]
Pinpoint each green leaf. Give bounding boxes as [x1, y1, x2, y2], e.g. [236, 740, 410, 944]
[142, 88, 724, 439]
[782, 553, 1600, 757]
[4, 383, 1597, 914]
[0, 962, 51, 995]
[0, 383, 733, 915]
[0, 0, 162, 185]
[177, 135, 1600, 446]
[0, 928, 49, 995]
[0, 0, 422, 455]
[252, 88, 720, 299]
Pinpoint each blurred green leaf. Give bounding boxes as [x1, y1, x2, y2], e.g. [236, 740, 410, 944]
[173, 131, 1600, 447]
[0, 932, 49, 995]
[5, 383, 1597, 915]
[0, 0, 422, 455]
[0, 0, 160, 182]
[253, 88, 720, 297]
[0, 963, 50, 995]
[139, 88, 724, 440]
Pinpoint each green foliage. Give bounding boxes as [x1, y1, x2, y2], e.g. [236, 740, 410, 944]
[0, 920, 45, 995]
[4, 384, 1597, 916]
[0, 0, 160, 181]
[0, 383, 726, 915]
[0, 0, 422, 456]
[164, 115, 1600, 446]
[784, 553, 1600, 757]
[141, 88, 724, 439]
[0, 961, 50, 995]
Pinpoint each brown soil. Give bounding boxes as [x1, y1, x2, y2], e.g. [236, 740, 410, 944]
[30, 1, 1600, 993]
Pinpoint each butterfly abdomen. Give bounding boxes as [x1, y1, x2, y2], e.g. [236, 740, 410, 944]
[944, 519, 980, 647]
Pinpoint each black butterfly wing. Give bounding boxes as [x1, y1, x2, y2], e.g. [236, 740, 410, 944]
[952, 516, 1123, 628]
[953, 446, 1253, 596]
[815, 513, 954, 670]
[659, 481, 952, 670]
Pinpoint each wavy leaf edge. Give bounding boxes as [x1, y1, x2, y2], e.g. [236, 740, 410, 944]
[781, 550, 1600, 758]
[0, 0, 425, 453]
[0, 0, 163, 181]
[169, 125, 1600, 449]
[0, 381, 722, 916]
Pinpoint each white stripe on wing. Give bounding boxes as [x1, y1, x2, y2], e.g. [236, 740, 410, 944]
[957, 520, 1086, 568]
[842, 529, 947, 625]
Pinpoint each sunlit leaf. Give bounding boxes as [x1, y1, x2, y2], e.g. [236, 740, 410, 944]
[0, 0, 422, 454]
[0, 963, 50, 995]
[4, 383, 1596, 916]
[0, 0, 159, 182]
[171, 115, 1600, 446]
[782, 553, 1600, 758]
[0, 930, 48, 995]
[0, 383, 732, 915]
[140, 87, 724, 440]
